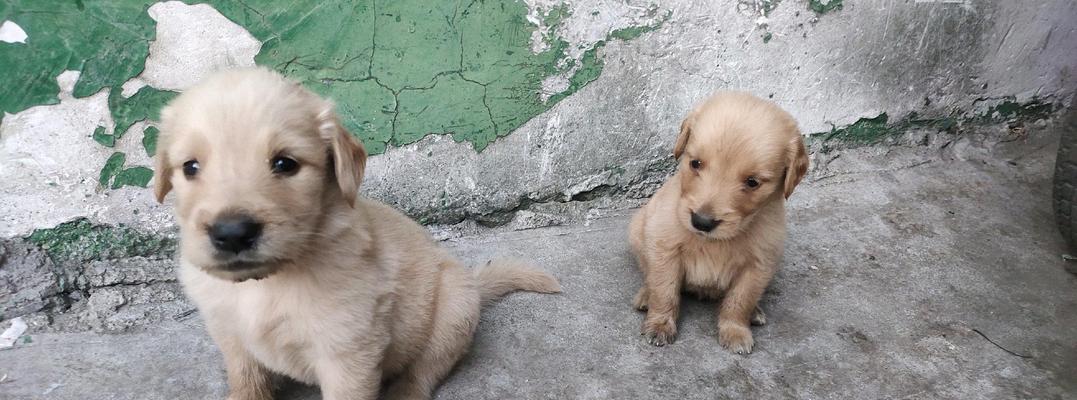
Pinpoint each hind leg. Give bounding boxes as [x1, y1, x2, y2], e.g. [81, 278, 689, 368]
[384, 270, 480, 400]
[629, 210, 651, 312]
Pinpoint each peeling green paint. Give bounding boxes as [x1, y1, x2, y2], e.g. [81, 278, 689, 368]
[112, 166, 153, 189]
[25, 218, 176, 262]
[978, 98, 1054, 122]
[109, 86, 177, 137]
[98, 152, 153, 189]
[762, 32, 773, 43]
[0, 1, 155, 121]
[546, 15, 668, 105]
[808, 0, 843, 15]
[2, 0, 664, 192]
[142, 126, 159, 156]
[813, 113, 961, 145]
[207, 0, 667, 153]
[607, 17, 666, 41]
[92, 126, 114, 147]
[99, 152, 126, 187]
[819, 113, 891, 144]
[0, 0, 173, 192]
[811, 98, 1057, 147]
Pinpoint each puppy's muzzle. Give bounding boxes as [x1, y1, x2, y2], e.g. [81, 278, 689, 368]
[208, 213, 263, 254]
[690, 211, 722, 232]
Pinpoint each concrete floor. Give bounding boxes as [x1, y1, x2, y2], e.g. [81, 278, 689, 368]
[2, 127, 1076, 399]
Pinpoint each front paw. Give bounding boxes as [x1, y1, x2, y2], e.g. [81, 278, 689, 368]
[641, 315, 677, 346]
[718, 321, 754, 354]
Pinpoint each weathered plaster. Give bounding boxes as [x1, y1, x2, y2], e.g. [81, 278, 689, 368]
[121, 1, 261, 96]
[1, 0, 1076, 238]
[0, 1, 155, 117]
[0, 72, 172, 237]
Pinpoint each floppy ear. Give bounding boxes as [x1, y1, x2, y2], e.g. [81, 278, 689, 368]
[673, 111, 696, 159]
[153, 107, 173, 203]
[783, 134, 810, 199]
[318, 104, 367, 208]
[153, 148, 172, 203]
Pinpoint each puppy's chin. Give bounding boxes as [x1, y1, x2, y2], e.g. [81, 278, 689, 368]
[703, 227, 741, 241]
[199, 261, 281, 282]
[185, 252, 283, 282]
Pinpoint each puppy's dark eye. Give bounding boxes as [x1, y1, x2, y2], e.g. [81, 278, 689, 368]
[182, 160, 199, 177]
[271, 156, 299, 175]
[689, 159, 702, 170]
[745, 177, 760, 188]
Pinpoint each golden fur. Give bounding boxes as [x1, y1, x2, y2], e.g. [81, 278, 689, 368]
[154, 68, 560, 400]
[629, 92, 809, 353]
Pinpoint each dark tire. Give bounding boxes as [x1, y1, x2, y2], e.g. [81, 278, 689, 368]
[1052, 105, 1077, 251]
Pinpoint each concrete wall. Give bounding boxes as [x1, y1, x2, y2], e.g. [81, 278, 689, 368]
[1, 0, 1075, 242]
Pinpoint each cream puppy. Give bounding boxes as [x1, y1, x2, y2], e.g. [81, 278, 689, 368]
[630, 92, 809, 353]
[154, 68, 560, 400]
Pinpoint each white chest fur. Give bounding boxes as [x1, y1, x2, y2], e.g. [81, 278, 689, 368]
[180, 264, 322, 383]
[680, 239, 745, 294]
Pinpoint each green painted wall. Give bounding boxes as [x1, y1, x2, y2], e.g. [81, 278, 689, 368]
[0, 1, 663, 188]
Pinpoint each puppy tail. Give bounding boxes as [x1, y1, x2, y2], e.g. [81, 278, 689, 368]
[474, 258, 561, 305]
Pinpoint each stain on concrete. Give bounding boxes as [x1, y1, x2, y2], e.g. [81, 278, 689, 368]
[25, 218, 175, 263]
[1, 236, 187, 333]
[811, 98, 1058, 148]
[0, 240, 59, 321]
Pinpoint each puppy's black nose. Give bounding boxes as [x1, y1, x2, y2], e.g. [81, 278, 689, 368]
[690, 212, 721, 232]
[208, 214, 263, 254]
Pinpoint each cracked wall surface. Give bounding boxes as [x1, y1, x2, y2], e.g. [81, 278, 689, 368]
[1, 1, 1076, 272]
[0, 0, 1075, 333]
[0, 0, 668, 238]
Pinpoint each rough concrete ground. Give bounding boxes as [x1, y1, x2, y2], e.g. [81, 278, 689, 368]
[1, 125, 1076, 399]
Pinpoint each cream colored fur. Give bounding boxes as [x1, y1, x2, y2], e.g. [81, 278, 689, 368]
[630, 92, 809, 353]
[154, 68, 560, 400]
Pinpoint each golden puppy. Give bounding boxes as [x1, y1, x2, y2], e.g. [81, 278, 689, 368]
[629, 92, 809, 353]
[153, 68, 560, 400]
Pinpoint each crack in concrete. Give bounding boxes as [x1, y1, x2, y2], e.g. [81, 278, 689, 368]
[234, 0, 267, 24]
[367, 0, 377, 79]
[459, 73, 500, 137]
[285, 0, 502, 148]
[972, 328, 1033, 359]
